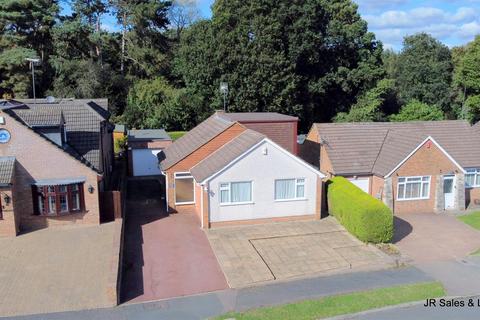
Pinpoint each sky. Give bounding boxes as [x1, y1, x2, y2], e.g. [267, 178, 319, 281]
[195, 0, 480, 50]
[64, 0, 480, 51]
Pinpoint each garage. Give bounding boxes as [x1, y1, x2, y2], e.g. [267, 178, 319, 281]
[348, 177, 370, 193]
[132, 149, 163, 176]
[128, 129, 172, 177]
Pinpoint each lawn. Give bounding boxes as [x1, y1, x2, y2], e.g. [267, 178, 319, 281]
[458, 211, 480, 230]
[214, 282, 445, 320]
[168, 131, 186, 141]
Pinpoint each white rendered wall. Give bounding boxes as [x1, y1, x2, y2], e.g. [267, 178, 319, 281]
[208, 140, 319, 222]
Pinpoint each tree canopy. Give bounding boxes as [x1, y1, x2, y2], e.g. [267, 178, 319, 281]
[0, 0, 478, 130]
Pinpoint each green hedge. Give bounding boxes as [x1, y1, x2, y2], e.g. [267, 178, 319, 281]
[327, 176, 393, 243]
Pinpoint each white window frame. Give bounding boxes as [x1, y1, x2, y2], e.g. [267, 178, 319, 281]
[396, 176, 431, 201]
[219, 181, 253, 206]
[174, 172, 195, 205]
[465, 168, 480, 188]
[274, 178, 307, 202]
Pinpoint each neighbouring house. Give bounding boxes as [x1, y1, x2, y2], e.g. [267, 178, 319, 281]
[128, 129, 172, 176]
[215, 110, 299, 154]
[159, 111, 324, 228]
[303, 120, 480, 214]
[0, 98, 114, 237]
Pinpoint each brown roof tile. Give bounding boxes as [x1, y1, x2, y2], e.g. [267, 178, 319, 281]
[216, 111, 298, 123]
[0, 157, 15, 185]
[161, 114, 235, 170]
[190, 130, 265, 182]
[314, 120, 480, 176]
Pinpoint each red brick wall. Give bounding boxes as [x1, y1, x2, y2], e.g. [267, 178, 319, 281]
[391, 141, 459, 214]
[466, 188, 480, 208]
[0, 113, 101, 232]
[0, 188, 17, 237]
[129, 140, 172, 149]
[240, 121, 297, 154]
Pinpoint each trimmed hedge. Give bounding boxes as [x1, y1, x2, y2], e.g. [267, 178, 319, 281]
[327, 176, 393, 243]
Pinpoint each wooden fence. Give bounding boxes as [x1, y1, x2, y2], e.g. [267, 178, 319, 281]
[100, 190, 122, 223]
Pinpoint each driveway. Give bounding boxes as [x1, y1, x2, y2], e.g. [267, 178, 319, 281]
[120, 179, 227, 303]
[394, 212, 480, 263]
[206, 217, 394, 288]
[0, 222, 120, 317]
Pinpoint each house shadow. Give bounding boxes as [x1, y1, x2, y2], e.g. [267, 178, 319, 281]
[392, 216, 413, 243]
[120, 178, 168, 303]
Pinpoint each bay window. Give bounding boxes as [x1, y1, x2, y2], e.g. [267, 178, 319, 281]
[219, 181, 252, 205]
[397, 176, 430, 200]
[465, 169, 480, 188]
[275, 178, 306, 201]
[33, 183, 85, 215]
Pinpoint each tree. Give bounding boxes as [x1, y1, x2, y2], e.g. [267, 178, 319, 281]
[394, 33, 453, 113]
[168, 0, 200, 40]
[110, 0, 171, 77]
[453, 35, 480, 121]
[123, 77, 194, 130]
[334, 79, 398, 122]
[174, 0, 384, 130]
[389, 100, 444, 122]
[0, 0, 59, 97]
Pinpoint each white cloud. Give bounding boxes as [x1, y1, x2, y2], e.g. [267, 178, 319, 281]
[361, 4, 480, 50]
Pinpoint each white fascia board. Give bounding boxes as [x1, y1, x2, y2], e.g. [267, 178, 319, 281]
[385, 136, 466, 178]
[199, 137, 326, 185]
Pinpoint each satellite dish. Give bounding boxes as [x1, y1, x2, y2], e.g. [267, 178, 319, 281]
[46, 96, 55, 103]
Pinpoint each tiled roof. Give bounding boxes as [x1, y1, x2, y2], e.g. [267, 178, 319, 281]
[6, 99, 110, 172]
[216, 111, 298, 122]
[314, 120, 480, 176]
[161, 114, 235, 170]
[14, 108, 64, 127]
[128, 129, 171, 141]
[190, 130, 265, 182]
[0, 157, 15, 185]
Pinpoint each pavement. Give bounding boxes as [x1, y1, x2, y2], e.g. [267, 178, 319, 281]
[1, 266, 433, 320]
[120, 178, 227, 303]
[207, 217, 394, 287]
[0, 222, 120, 317]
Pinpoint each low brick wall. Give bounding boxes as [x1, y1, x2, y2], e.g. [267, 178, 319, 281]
[106, 219, 124, 306]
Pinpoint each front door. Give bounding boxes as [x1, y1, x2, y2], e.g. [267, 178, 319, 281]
[443, 175, 455, 210]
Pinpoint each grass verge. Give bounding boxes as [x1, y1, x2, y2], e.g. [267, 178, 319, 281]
[168, 131, 186, 141]
[458, 211, 480, 230]
[213, 282, 445, 320]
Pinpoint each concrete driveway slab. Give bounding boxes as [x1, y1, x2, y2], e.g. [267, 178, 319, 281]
[121, 179, 228, 303]
[394, 212, 480, 263]
[207, 217, 393, 288]
[0, 222, 119, 317]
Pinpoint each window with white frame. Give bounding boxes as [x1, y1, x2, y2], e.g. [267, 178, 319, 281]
[275, 178, 305, 201]
[465, 168, 480, 188]
[397, 176, 430, 200]
[219, 181, 252, 204]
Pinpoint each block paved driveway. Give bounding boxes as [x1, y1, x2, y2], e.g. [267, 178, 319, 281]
[394, 212, 480, 263]
[120, 178, 227, 303]
[0, 223, 118, 317]
[206, 217, 394, 288]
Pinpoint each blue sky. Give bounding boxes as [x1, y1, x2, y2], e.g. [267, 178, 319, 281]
[63, 0, 480, 51]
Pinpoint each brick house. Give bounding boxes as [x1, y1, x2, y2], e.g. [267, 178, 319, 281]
[0, 98, 114, 237]
[159, 111, 324, 228]
[302, 121, 480, 214]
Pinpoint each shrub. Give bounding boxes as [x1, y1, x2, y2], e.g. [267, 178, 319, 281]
[327, 176, 393, 243]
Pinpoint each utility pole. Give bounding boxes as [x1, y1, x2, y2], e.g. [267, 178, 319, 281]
[25, 58, 40, 104]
